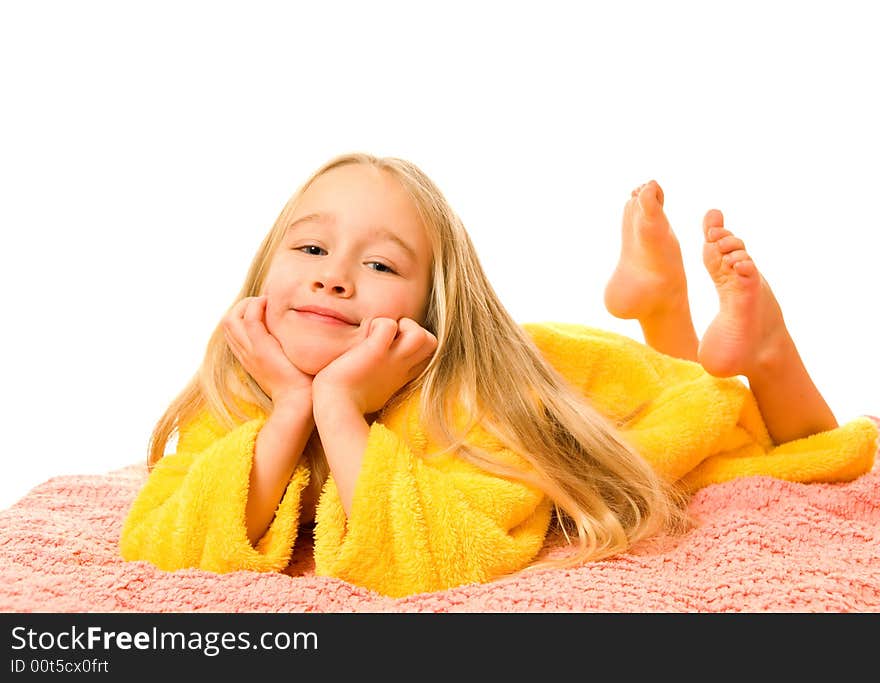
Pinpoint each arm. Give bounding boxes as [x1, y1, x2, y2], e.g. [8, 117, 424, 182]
[222, 296, 316, 544]
[311, 396, 369, 517]
[120, 295, 318, 572]
[118, 410, 310, 572]
[310, 318, 551, 597]
[311, 317, 436, 515]
[247, 396, 314, 544]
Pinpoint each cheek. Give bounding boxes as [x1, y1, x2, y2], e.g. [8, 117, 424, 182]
[261, 272, 303, 332]
[262, 293, 287, 338]
[367, 285, 429, 322]
[413, 284, 431, 324]
[410, 272, 433, 323]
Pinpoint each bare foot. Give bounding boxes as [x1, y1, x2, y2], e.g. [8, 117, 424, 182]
[697, 210, 789, 378]
[604, 181, 689, 321]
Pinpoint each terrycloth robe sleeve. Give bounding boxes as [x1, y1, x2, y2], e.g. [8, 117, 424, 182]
[523, 322, 878, 490]
[313, 419, 553, 598]
[119, 409, 309, 572]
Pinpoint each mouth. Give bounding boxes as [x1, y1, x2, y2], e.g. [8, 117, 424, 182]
[293, 306, 359, 327]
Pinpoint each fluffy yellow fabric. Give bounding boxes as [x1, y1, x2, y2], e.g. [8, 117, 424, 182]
[119, 323, 878, 597]
[313, 419, 552, 596]
[524, 323, 877, 490]
[119, 413, 308, 573]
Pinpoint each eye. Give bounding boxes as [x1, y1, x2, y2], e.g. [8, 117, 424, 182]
[297, 245, 326, 256]
[366, 261, 397, 274]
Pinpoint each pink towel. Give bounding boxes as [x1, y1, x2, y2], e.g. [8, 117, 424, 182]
[2, 419, 878, 612]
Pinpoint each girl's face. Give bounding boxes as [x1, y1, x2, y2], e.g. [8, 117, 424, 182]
[260, 163, 433, 375]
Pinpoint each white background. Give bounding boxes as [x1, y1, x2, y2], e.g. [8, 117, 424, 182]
[1, 0, 877, 511]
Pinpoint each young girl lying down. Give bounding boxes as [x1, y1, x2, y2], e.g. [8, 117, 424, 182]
[119, 153, 878, 598]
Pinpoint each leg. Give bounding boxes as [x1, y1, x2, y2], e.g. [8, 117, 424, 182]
[698, 210, 838, 443]
[605, 180, 699, 361]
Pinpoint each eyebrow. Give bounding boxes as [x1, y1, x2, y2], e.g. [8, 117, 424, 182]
[287, 212, 418, 261]
[287, 212, 328, 231]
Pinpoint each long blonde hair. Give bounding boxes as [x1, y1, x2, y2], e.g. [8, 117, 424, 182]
[149, 152, 687, 570]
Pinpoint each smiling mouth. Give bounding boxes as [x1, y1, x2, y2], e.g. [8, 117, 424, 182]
[293, 307, 359, 327]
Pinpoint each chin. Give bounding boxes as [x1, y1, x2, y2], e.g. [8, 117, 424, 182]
[285, 343, 347, 376]
[290, 357, 332, 376]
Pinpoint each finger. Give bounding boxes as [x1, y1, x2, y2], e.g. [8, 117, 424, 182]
[393, 317, 422, 355]
[411, 332, 438, 366]
[243, 295, 267, 321]
[223, 297, 263, 341]
[222, 298, 248, 331]
[396, 318, 438, 358]
[229, 297, 284, 364]
[224, 327, 251, 366]
[242, 297, 267, 331]
[230, 296, 260, 319]
[223, 310, 250, 352]
[242, 297, 270, 340]
[366, 317, 399, 351]
[357, 316, 375, 342]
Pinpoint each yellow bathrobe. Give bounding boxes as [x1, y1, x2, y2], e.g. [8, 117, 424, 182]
[119, 323, 878, 598]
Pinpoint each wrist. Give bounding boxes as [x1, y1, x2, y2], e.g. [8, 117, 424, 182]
[312, 373, 364, 411]
[313, 383, 361, 416]
[271, 388, 314, 420]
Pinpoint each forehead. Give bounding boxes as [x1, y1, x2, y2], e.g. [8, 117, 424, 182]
[296, 163, 423, 232]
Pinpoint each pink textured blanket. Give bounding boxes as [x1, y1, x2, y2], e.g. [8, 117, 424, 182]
[2, 422, 879, 613]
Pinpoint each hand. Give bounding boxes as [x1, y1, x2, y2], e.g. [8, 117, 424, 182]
[222, 296, 314, 406]
[312, 317, 438, 415]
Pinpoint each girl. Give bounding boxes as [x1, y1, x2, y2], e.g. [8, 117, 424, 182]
[120, 153, 878, 598]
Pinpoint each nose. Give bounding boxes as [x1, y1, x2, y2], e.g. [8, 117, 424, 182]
[311, 260, 353, 296]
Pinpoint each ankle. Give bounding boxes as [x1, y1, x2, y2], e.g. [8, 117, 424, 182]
[637, 287, 691, 326]
[639, 296, 699, 361]
[638, 293, 693, 339]
[744, 328, 799, 383]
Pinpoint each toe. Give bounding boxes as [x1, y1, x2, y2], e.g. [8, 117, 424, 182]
[703, 209, 724, 237]
[705, 226, 731, 242]
[722, 249, 751, 270]
[716, 234, 745, 254]
[732, 258, 758, 278]
[637, 180, 665, 215]
[650, 180, 664, 206]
